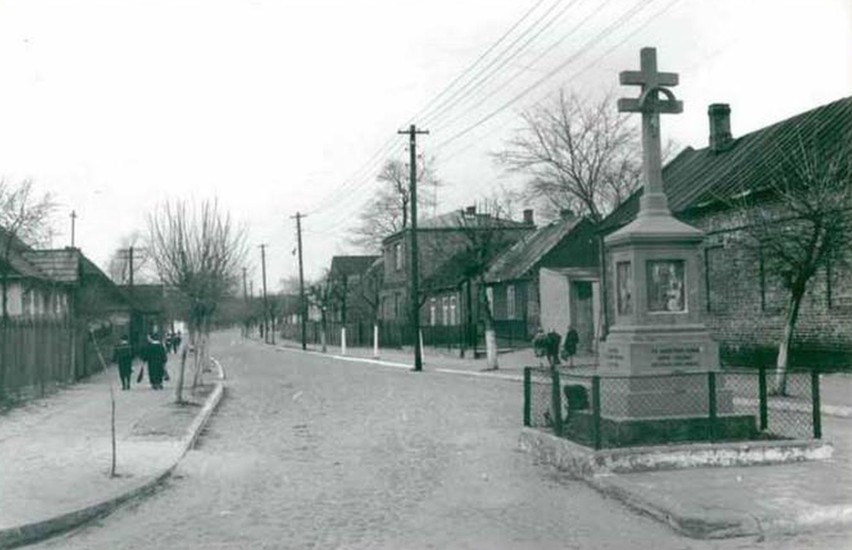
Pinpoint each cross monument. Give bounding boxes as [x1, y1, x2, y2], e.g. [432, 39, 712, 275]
[617, 47, 682, 217]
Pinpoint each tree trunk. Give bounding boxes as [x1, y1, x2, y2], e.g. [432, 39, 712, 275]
[175, 342, 188, 403]
[774, 288, 805, 395]
[479, 283, 498, 370]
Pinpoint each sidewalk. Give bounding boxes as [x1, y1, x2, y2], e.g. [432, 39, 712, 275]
[273, 338, 852, 415]
[272, 338, 852, 539]
[0, 358, 224, 549]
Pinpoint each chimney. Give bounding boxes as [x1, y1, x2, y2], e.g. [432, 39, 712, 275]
[708, 103, 733, 153]
[465, 205, 476, 216]
[523, 209, 534, 225]
[559, 208, 575, 220]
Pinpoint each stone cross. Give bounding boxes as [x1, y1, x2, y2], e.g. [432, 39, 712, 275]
[618, 47, 682, 215]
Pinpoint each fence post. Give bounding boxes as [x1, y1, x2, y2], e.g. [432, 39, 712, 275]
[708, 371, 717, 442]
[591, 376, 602, 450]
[551, 368, 563, 436]
[811, 369, 822, 439]
[523, 367, 532, 427]
[758, 365, 768, 431]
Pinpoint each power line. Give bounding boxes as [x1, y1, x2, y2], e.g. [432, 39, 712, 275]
[303, 0, 556, 217]
[432, 0, 652, 152]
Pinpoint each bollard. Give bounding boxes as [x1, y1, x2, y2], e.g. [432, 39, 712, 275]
[372, 324, 379, 358]
[341, 327, 347, 356]
[523, 367, 532, 427]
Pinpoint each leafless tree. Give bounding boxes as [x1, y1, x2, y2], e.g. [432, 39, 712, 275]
[495, 90, 642, 223]
[147, 199, 247, 403]
[350, 156, 442, 253]
[0, 179, 54, 397]
[307, 273, 334, 352]
[733, 130, 852, 394]
[449, 199, 526, 369]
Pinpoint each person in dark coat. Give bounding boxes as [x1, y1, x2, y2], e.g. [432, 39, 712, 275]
[561, 325, 579, 367]
[144, 333, 168, 390]
[112, 335, 134, 390]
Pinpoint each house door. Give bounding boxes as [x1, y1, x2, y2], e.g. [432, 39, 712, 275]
[571, 281, 594, 353]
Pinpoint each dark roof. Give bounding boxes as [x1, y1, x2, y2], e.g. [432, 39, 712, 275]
[329, 255, 380, 278]
[0, 226, 48, 280]
[423, 250, 474, 291]
[383, 209, 533, 244]
[121, 284, 166, 313]
[600, 95, 852, 232]
[484, 216, 584, 283]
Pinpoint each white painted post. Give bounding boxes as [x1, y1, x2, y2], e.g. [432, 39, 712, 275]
[419, 330, 425, 364]
[373, 323, 379, 358]
[341, 327, 347, 356]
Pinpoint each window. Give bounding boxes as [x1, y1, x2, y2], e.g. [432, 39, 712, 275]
[429, 298, 437, 326]
[506, 285, 516, 319]
[442, 297, 449, 325]
[485, 287, 494, 312]
[393, 293, 401, 318]
[394, 243, 403, 271]
[449, 296, 457, 325]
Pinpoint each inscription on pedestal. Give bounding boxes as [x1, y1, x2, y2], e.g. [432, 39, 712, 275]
[605, 347, 625, 369]
[650, 345, 700, 368]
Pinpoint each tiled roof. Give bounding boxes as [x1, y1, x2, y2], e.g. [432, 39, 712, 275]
[418, 210, 531, 230]
[21, 249, 81, 283]
[600, 95, 852, 232]
[484, 216, 584, 283]
[330, 255, 380, 278]
[0, 227, 47, 280]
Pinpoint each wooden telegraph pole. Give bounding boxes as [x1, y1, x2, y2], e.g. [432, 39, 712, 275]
[397, 124, 429, 372]
[292, 212, 307, 351]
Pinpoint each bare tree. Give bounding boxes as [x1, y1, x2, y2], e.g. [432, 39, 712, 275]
[0, 179, 54, 397]
[147, 199, 247, 403]
[306, 274, 334, 353]
[449, 200, 527, 369]
[734, 130, 852, 394]
[350, 157, 442, 253]
[495, 90, 642, 223]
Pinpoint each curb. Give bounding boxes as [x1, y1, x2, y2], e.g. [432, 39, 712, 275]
[519, 428, 852, 539]
[0, 370, 226, 549]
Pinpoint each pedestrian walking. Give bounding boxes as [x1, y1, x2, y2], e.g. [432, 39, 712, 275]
[561, 325, 579, 367]
[112, 335, 134, 390]
[171, 330, 182, 354]
[143, 333, 169, 390]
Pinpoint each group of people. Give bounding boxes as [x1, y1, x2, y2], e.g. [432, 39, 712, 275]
[111, 331, 176, 391]
[533, 325, 580, 368]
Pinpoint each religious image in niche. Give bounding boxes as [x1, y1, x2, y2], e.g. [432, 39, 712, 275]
[647, 260, 685, 312]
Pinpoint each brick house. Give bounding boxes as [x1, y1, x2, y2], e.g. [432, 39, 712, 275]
[598, 96, 852, 366]
[484, 212, 600, 351]
[379, 206, 535, 345]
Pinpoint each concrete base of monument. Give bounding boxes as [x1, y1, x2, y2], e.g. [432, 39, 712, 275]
[518, 427, 832, 476]
[601, 325, 720, 373]
[564, 411, 757, 448]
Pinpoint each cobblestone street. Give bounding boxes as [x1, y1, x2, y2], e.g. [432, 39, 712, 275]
[33, 333, 852, 549]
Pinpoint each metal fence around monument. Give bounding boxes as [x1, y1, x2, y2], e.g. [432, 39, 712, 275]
[523, 366, 822, 449]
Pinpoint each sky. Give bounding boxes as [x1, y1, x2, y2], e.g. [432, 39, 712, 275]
[0, 0, 848, 293]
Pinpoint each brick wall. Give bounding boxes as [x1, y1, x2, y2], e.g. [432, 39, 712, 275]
[686, 205, 852, 367]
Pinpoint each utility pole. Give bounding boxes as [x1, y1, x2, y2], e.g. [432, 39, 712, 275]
[70, 210, 77, 248]
[292, 212, 307, 351]
[398, 124, 429, 372]
[128, 246, 134, 287]
[260, 244, 269, 343]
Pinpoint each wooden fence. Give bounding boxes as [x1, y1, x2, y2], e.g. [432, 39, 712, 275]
[0, 318, 115, 400]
